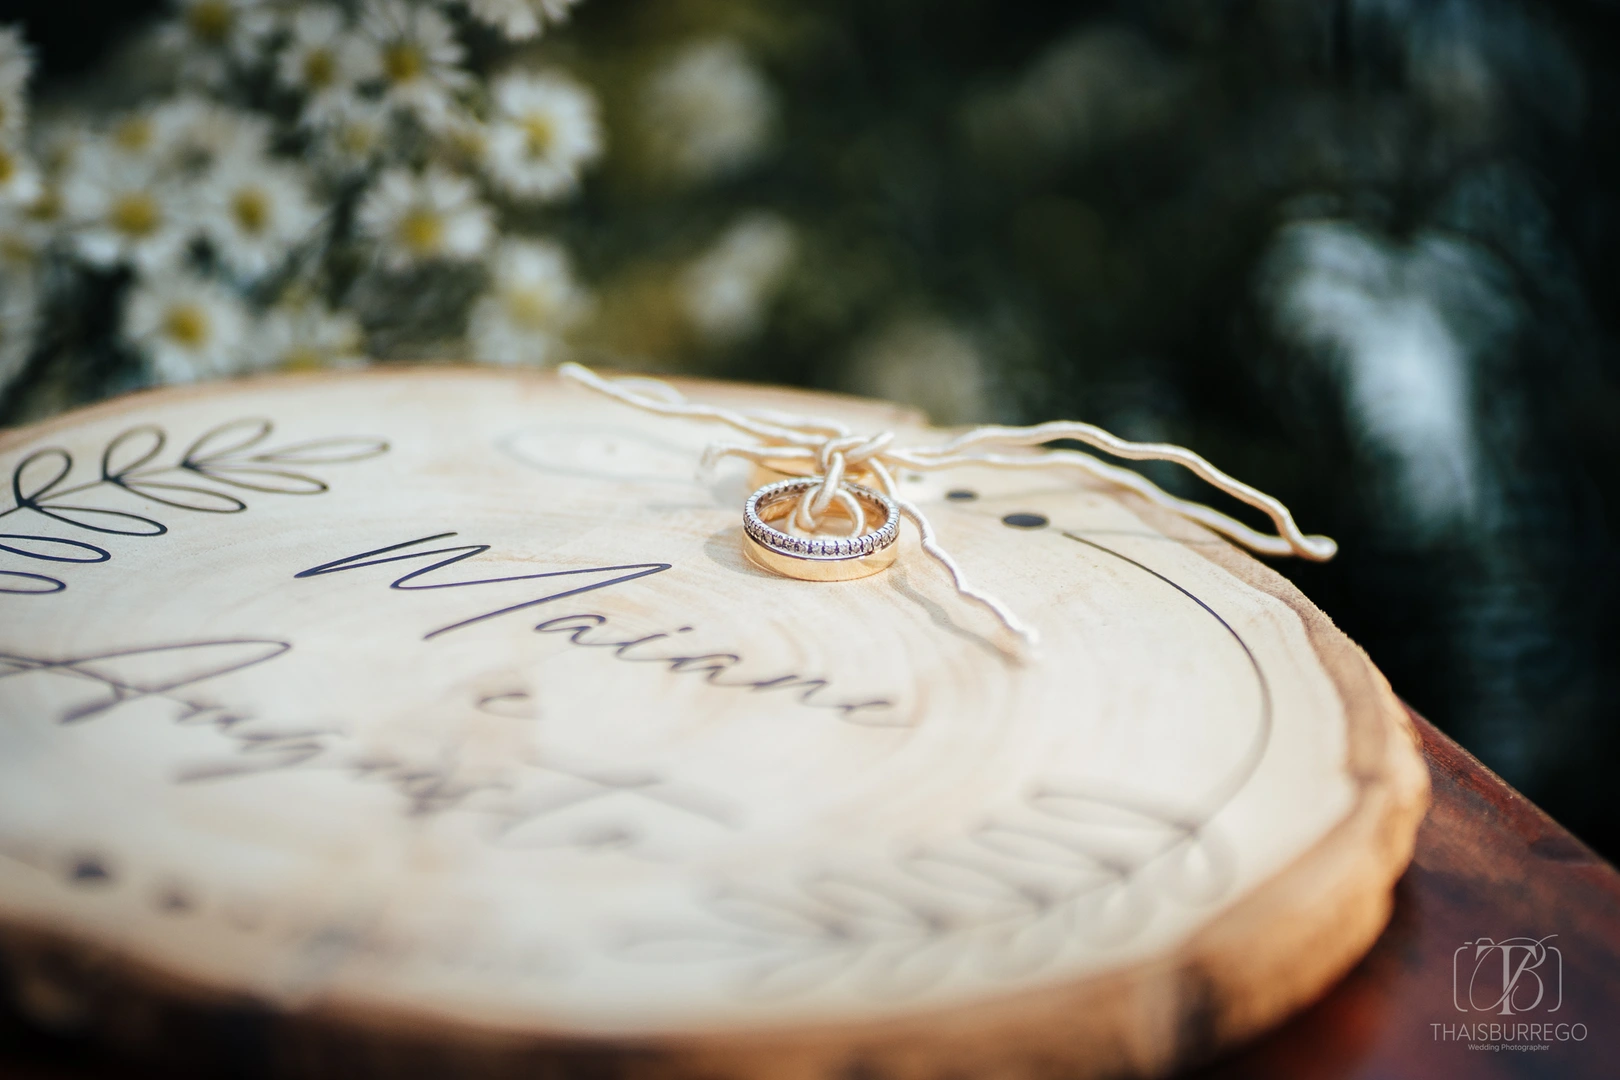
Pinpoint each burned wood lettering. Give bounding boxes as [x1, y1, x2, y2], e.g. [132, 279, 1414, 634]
[296, 531, 898, 723]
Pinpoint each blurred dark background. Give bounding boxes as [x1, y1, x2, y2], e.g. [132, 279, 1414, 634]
[7, 0, 1619, 864]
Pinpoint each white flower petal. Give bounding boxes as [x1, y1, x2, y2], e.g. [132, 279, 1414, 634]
[643, 39, 774, 182]
[122, 273, 252, 383]
[468, 237, 587, 365]
[356, 165, 492, 269]
[482, 70, 602, 201]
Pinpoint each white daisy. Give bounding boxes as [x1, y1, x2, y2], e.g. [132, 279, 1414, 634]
[483, 70, 602, 201]
[0, 27, 34, 140]
[681, 212, 796, 342]
[0, 141, 42, 207]
[845, 317, 993, 426]
[200, 158, 321, 278]
[34, 115, 94, 175]
[101, 110, 164, 164]
[122, 273, 251, 383]
[356, 165, 491, 269]
[0, 264, 37, 392]
[1, 119, 72, 265]
[0, 177, 65, 266]
[468, 238, 586, 365]
[156, 0, 277, 87]
[461, 0, 583, 42]
[276, 5, 381, 123]
[254, 301, 366, 370]
[149, 96, 272, 178]
[434, 113, 491, 173]
[643, 38, 773, 183]
[362, 0, 471, 126]
[61, 142, 191, 270]
[90, 98, 266, 177]
[309, 93, 391, 177]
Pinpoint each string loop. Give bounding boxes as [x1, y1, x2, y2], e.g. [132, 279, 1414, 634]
[559, 363, 1336, 656]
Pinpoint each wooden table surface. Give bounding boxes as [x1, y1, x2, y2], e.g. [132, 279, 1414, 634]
[1195, 709, 1620, 1079]
[1, 709, 1615, 1079]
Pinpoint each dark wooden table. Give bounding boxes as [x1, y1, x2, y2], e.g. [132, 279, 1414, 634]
[2, 709, 1616, 1079]
[1196, 709, 1620, 1079]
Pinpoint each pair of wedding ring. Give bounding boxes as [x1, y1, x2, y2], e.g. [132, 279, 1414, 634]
[742, 477, 900, 581]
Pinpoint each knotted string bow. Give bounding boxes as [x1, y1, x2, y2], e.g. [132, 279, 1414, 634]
[559, 363, 1336, 656]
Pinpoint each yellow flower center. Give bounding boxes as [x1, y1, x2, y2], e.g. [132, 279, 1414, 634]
[282, 345, 325, 371]
[113, 116, 155, 154]
[521, 114, 555, 156]
[1, 234, 34, 265]
[302, 48, 337, 89]
[382, 42, 424, 84]
[398, 209, 444, 255]
[448, 126, 485, 159]
[111, 193, 162, 238]
[27, 188, 61, 224]
[338, 121, 378, 156]
[232, 187, 270, 234]
[186, 0, 234, 46]
[505, 287, 560, 329]
[164, 304, 212, 348]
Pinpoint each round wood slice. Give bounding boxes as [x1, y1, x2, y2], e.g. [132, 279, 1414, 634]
[0, 369, 1428, 1078]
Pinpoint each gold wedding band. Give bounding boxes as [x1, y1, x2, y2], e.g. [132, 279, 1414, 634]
[742, 478, 900, 582]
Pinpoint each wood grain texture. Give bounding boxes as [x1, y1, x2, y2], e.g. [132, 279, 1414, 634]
[0, 368, 1429, 1078]
[5, 710, 1610, 1079]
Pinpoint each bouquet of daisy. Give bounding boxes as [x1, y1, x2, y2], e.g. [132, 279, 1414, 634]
[0, 0, 789, 417]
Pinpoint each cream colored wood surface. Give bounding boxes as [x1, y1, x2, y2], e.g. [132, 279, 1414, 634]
[0, 369, 1428, 1078]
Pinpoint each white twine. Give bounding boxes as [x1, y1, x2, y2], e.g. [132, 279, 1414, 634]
[559, 363, 1336, 656]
